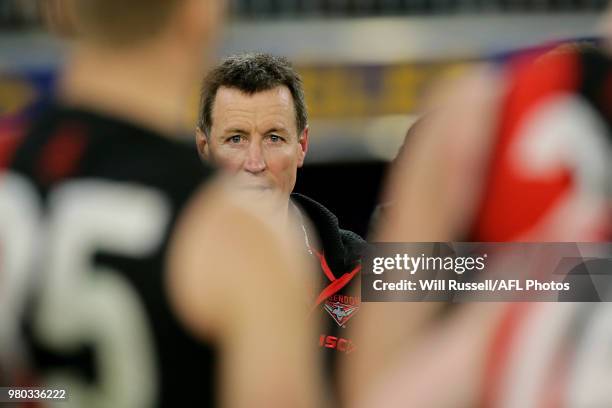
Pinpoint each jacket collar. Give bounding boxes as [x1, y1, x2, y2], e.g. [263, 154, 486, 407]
[291, 193, 353, 275]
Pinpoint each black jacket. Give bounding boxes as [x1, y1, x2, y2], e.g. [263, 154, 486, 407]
[292, 193, 364, 403]
[291, 193, 365, 276]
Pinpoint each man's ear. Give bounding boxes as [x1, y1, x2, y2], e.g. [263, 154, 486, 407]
[195, 127, 210, 160]
[297, 126, 309, 168]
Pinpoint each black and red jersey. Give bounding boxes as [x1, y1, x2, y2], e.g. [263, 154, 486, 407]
[473, 45, 612, 408]
[472, 45, 611, 242]
[0, 105, 217, 407]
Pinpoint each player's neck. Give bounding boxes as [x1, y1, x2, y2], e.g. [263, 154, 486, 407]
[59, 42, 196, 137]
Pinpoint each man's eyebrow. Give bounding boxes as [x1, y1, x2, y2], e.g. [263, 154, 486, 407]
[221, 128, 249, 135]
[264, 127, 289, 134]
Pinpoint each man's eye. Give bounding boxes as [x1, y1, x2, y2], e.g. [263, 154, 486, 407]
[269, 135, 283, 143]
[228, 135, 242, 143]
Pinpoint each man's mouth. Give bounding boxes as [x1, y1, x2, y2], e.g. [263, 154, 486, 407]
[239, 184, 271, 190]
[234, 182, 274, 192]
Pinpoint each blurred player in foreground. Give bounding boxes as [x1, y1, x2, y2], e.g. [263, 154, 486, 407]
[345, 27, 612, 408]
[0, 1, 323, 407]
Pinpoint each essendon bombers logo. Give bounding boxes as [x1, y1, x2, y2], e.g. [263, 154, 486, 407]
[324, 295, 360, 327]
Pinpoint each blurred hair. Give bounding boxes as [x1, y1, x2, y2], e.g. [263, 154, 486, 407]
[71, 0, 183, 46]
[198, 53, 308, 136]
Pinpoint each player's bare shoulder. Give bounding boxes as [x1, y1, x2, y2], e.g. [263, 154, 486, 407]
[166, 177, 313, 338]
[378, 63, 505, 242]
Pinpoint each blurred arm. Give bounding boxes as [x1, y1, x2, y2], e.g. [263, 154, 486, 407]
[355, 303, 506, 408]
[344, 66, 504, 407]
[168, 181, 325, 408]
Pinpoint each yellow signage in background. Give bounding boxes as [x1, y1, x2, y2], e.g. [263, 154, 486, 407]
[0, 77, 38, 117]
[300, 61, 471, 119]
[183, 60, 472, 132]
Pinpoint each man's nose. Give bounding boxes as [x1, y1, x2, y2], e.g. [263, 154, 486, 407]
[244, 142, 266, 173]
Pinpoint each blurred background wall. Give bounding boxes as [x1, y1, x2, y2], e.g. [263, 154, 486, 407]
[0, 0, 604, 236]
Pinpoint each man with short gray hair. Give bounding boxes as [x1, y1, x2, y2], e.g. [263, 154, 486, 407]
[196, 53, 364, 362]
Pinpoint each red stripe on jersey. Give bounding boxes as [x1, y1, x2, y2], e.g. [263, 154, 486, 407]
[311, 265, 360, 312]
[313, 249, 337, 282]
[473, 51, 580, 241]
[481, 303, 532, 408]
[309, 250, 361, 315]
[36, 122, 88, 185]
[0, 119, 26, 169]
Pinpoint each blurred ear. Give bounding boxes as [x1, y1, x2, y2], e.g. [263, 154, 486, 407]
[195, 128, 210, 160]
[297, 126, 309, 168]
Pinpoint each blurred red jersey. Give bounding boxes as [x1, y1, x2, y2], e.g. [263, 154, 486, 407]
[472, 45, 611, 242]
[474, 45, 612, 408]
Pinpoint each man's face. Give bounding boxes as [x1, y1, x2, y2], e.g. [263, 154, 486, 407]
[197, 86, 308, 203]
